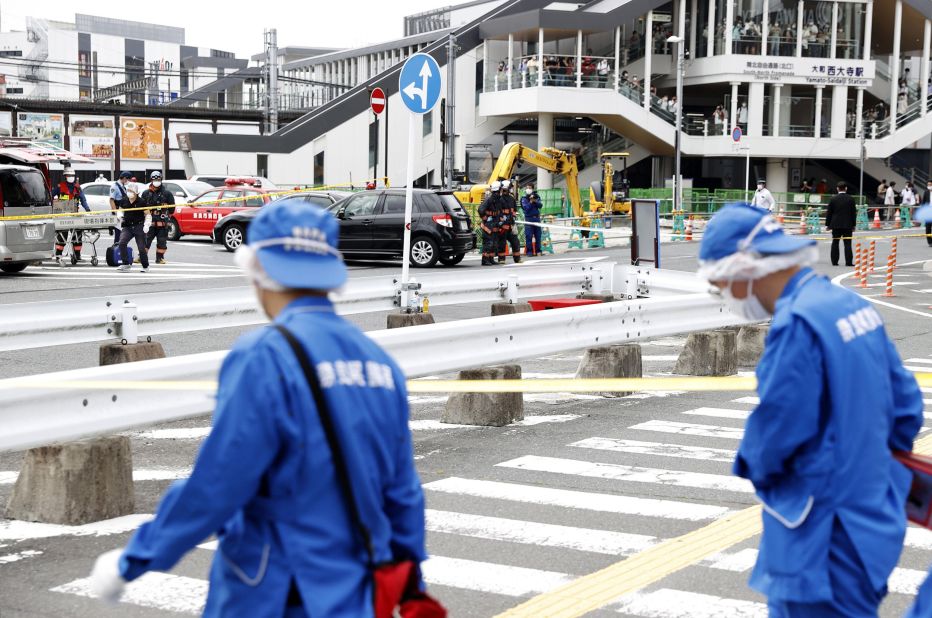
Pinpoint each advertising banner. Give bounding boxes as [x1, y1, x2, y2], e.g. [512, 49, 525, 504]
[120, 117, 164, 160]
[16, 112, 64, 147]
[70, 115, 114, 159]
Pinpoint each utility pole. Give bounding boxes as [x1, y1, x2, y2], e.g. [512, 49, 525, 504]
[445, 34, 457, 190]
[264, 29, 279, 134]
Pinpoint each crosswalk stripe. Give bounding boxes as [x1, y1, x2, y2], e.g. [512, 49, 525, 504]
[0, 469, 187, 485]
[905, 366, 932, 373]
[570, 437, 735, 463]
[630, 420, 744, 441]
[422, 556, 572, 597]
[424, 509, 657, 555]
[613, 588, 767, 617]
[731, 396, 760, 405]
[423, 477, 731, 521]
[905, 359, 932, 365]
[1, 514, 151, 542]
[51, 571, 206, 614]
[682, 407, 751, 420]
[496, 455, 752, 493]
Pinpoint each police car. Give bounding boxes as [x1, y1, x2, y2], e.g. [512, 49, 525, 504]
[168, 178, 278, 240]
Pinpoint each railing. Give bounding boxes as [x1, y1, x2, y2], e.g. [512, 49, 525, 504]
[0, 264, 618, 353]
[0, 283, 742, 453]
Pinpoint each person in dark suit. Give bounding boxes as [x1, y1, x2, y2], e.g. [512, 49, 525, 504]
[825, 181, 857, 266]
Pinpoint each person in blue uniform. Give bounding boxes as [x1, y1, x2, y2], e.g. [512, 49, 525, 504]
[88, 199, 429, 617]
[697, 203, 924, 617]
[521, 186, 543, 256]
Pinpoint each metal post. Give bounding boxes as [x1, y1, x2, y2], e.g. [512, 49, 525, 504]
[669, 37, 685, 215]
[922, 20, 931, 116]
[576, 30, 583, 88]
[762, 0, 770, 57]
[507, 33, 514, 90]
[796, 0, 804, 57]
[863, 0, 874, 61]
[401, 116, 417, 309]
[644, 12, 653, 109]
[859, 128, 866, 200]
[745, 147, 751, 197]
[268, 29, 279, 133]
[384, 94, 389, 184]
[890, 0, 902, 132]
[830, 1, 838, 59]
[614, 26, 621, 91]
[445, 34, 457, 190]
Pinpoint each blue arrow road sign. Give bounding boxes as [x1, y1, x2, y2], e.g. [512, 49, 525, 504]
[399, 53, 441, 114]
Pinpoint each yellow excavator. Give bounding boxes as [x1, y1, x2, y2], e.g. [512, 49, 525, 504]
[588, 152, 632, 215]
[454, 142, 585, 217]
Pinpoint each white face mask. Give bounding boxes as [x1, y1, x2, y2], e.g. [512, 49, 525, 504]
[722, 279, 771, 321]
[152, 181, 162, 188]
[65, 175, 75, 183]
[126, 191, 137, 201]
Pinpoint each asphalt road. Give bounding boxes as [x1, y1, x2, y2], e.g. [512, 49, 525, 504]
[0, 228, 930, 617]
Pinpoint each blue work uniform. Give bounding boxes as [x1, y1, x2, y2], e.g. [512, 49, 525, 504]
[118, 296, 427, 617]
[736, 268, 923, 616]
[521, 193, 542, 255]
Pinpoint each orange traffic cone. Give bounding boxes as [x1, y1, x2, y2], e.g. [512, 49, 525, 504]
[799, 213, 808, 235]
[871, 209, 882, 230]
[685, 217, 693, 242]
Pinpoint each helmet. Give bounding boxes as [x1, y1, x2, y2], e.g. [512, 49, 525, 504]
[150, 171, 163, 180]
[502, 179, 511, 190]
[490, 181, 502, 192]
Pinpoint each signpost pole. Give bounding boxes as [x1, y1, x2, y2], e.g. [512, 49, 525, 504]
[745, 145, 750, 198]
[400, 115, 417, 309]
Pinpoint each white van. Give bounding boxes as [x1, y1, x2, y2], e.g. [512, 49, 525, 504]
[0, 165, 54, 273]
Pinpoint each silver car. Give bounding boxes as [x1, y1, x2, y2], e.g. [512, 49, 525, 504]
[0, 165, 54, 273]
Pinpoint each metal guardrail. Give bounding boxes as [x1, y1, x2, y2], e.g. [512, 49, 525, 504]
[0, 264, 614, 352]
[0, 291, 743, 452]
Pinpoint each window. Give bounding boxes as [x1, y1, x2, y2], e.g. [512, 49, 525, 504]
[221, 190, 244, 207]
[5, 88, 23, 94]
[313, 152, 325, 186]
[422, 110, 432, 137]
[343, 194, 380, 217]
[767, 0, 800, 57]
[801, 1, 832, 58]
[162, 182, 183, 197]
[193, 190, 222, 204]
[733, 0, 765, 54]
[0, 50, 22, 57]
[382, 194, 406, 214]
[836, 3, 866, 60]
[305, 196, 332, 208]
[244, 191, 264, 207]
[417, 193, 445, 213]
[83, 185, 109, 197]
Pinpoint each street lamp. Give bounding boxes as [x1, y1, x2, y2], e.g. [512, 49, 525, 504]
[666, 35, 685, 217]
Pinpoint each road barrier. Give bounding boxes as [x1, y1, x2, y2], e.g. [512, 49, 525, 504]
[0, 290, 743, 452]
[0, 263, 707, 352]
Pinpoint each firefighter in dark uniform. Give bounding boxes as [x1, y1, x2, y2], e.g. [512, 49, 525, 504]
[497, 179, 522, 264]
[142, 171, 175, 264]
[51, 167, 90, 262]
[478, 181, 503, 266]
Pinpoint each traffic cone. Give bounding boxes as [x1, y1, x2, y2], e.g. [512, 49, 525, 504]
[871, 209, 882, 230]
[685, 216, 693, 242]
[799, 213, 808, 235]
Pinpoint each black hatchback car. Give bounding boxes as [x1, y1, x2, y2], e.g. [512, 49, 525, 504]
[328, 189, 475, 267]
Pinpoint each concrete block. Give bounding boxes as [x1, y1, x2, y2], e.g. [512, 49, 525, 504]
[674, 330, 737, 376]
[737, 324, 770, 366]
[575, 344, 642, 397]
[387, 312, 436, 329]
[442, 364, 523, 426]
[576, 292, 615, 302]
[99, 341, 166, 366]
[491, 302, 533, 316]
[5, 436, 135, 525]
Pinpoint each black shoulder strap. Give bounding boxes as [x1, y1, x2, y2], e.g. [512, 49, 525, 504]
[272, 323, 375, 565]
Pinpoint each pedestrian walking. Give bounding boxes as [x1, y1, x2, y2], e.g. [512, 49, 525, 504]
[697, 204, 924, 617]
[141, 171, 175, 264]
[113, 183, 149, 272]
[751, 179, 775, 211]
[88, 199, 442, 617]
[825, 181, 857, 266]
[521, 186, 543, 256]
[885, 181, 898, 222]
[901, 181, 918, 221]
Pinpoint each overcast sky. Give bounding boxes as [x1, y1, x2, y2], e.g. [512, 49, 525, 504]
[2, 0, 452, 59]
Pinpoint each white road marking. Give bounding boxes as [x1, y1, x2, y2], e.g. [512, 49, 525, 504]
[630, 420, 745, 441]
[890, 567, 931, 595]
[423, 477, 731, 521]
[905, 366, 932, 373]
[905, 527, 932, 550]
[515, 414, 581, 425]
[614, 588, 768, 617]
[643, 355, 680, 362]
[421, 555, 572, 597]
[0, 469, 188, 486]
[866, 281, 919, 288]
[496, 455, 752, 493]
[51, 572, 207, 614]
[0, 514, 152, 541]
[570, 437, 735, 463]
[731, 396, 760, 405]
[408, 415, 581, 431]
[0, 550, 43, 564]
[424, 509, 657, 555]
[905, 358, 932, 365]
[681, 407, 751, 420]
[700, 548, 759, 572]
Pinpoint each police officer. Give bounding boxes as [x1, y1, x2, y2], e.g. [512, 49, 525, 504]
[478, 181, 503, 266]
[51, 167, 90, 262]
[142, 171, 175, 264]
[109, 171, 133, 241]
[697, 204, 924, 617]
[497, 179, 521, 264]
[521, 186, 543, 256]
[88, 199, 431, 616]
[751, 179, 775, 212]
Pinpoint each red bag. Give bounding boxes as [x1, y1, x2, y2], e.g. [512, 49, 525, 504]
[895, 450, 932, 528]
[277, 326, 447, 618]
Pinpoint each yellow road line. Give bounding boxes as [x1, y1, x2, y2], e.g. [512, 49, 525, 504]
[912, 433, 932, 456]
[495, 506, 763, 618]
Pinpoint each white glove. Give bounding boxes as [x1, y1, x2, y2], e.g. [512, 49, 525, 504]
[89, 549, 126, 604]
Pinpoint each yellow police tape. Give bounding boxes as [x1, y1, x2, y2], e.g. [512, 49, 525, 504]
[1, 374, 930, 392]
[0, 179, 385, 221]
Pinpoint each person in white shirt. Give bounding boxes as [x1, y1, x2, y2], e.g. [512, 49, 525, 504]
[752, 179, 776, 212]
[738, 102, 749, 125]
[884, 181, 897, 222]
[901, 181, 917, 220]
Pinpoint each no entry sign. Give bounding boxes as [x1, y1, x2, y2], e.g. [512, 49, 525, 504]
[370, 87, 386, 115]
